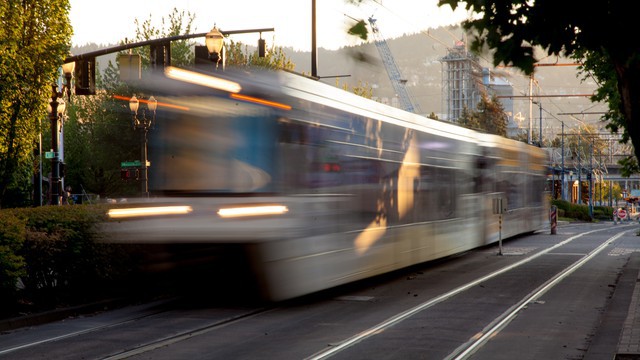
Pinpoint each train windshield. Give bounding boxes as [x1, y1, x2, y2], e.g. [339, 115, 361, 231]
[148, 95, 279, 195]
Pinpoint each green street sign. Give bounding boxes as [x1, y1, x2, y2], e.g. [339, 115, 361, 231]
[45, 151, 56, 159]
[121, 160, 142, 168]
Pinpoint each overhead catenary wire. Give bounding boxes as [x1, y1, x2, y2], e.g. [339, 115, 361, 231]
[348, 0, 603, 129]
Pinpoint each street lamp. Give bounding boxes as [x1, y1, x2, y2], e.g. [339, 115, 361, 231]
[129, 95, 157, 198]
[569, 171, 574, 203]
[47, 59, 75, 205]
[205, 26, 225, 69]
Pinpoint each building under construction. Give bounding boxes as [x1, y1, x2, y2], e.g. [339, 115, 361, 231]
[440, 41, 519, 137]
[440, 41, 483, 122]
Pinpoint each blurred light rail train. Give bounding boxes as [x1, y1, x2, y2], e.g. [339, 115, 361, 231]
[104, 66, 549, 301]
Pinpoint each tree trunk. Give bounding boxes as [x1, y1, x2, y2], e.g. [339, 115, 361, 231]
[615, 60, 640, 161]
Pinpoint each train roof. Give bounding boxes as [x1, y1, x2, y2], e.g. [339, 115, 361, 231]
[136, 66, 546, 156]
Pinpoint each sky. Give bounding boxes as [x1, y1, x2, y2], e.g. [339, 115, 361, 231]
[69, 0, 470, 50]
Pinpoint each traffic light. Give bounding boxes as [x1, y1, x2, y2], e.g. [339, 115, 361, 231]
[150, 42, 170, 73]
[74, 58, 96, 95]
[121, 169, 130, 180]
[118, 53, 141, 81]
[258, 38, 266, 57]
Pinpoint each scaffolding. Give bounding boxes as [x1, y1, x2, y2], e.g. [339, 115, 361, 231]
[440, 41, 483, 122]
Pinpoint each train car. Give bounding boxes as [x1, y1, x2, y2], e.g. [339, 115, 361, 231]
[104, 66, 548, 301]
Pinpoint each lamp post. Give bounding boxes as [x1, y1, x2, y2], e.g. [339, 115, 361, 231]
[561, 121, 565, 201]
[569, 171, 574, 203]
[205, 26, 225, 69]
[129, 95, 157, 198]
[47, 60, 75, 205]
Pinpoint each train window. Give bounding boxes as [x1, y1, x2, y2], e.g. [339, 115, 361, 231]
[416, 166, 463, 221]
[278, 119, 308, 145]
[436, 167, 456, 219]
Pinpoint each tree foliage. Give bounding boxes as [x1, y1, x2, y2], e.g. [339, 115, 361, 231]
[127, 8, 196, 68]
[438, 0, 640, 172]
[334, 79, 373, 99]
[63, 76, 140, 199]
[225, 39, 295, 71]
[0, 0, 72, 208]
[457, 94, 507, 136]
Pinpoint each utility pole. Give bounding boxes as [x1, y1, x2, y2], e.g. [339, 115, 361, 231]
[528, 74, 533, 144]
[497, 61, 583, 144]
[311, 0, 317, 78]
[538, 102, 543, 146]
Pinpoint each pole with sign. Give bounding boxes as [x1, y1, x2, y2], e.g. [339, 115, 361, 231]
[618, 208, 628, 222]
[493, 197, 506, 256]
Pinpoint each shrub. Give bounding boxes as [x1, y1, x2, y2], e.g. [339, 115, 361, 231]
[551, 199, 616, 221]
[0, 204, 139, 316]
[593, 206, 613, 220]
[551, 199, 592, 221]
[0, 212, 26, 302]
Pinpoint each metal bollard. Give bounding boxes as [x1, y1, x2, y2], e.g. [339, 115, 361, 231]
[550, 205, 557, 235]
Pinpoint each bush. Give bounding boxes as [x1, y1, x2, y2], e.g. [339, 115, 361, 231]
[0, 205, 139, 317]
[551, 199, 615, 221]
[0, 212, 26, 302]
[593, 206, 613, 220]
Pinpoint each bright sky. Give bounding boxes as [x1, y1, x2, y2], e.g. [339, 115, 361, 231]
[69, 0, 470, 50]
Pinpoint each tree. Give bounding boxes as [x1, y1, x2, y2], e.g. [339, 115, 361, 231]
[225, 39, 295, 71]
[457, 94, 508, 136]
[63, 69, 140, 199]
[334, 78, 373, 99]
[457, 106, 480, 130]
[126, 8, 196, 68]
[63, 9, 198, 200]
[437, 0, 640, 171]
[0, 0, 72, 208]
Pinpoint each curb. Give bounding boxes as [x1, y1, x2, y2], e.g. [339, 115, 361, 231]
[0, 298, 129, 333]
[615, 255, 640, 359]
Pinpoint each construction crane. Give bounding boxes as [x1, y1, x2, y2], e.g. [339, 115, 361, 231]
[368, 16, 419, 114]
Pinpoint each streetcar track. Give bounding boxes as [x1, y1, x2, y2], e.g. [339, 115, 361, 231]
[1, 301, 274, 359]
[101, 306, 275, 360]
[305, 224, 634, 360]
[0, 299, 178, 357]
[447, 229, 629, 359]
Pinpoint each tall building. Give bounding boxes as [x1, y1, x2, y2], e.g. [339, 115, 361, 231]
[440, 41, 482, 122]
[440, 41, 516, 137]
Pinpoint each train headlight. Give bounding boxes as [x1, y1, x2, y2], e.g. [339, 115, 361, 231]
[217, 205, 288, 218]
[108, 206, 193, 219]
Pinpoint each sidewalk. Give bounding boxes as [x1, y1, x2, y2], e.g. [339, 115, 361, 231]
[616, 259, 640, 360]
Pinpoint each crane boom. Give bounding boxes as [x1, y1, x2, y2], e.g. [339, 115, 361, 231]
[368, 17, 418, 113]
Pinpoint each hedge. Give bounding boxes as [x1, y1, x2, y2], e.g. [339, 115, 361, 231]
[0, 205, 139, 318]
[551, 199, 614, 221]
